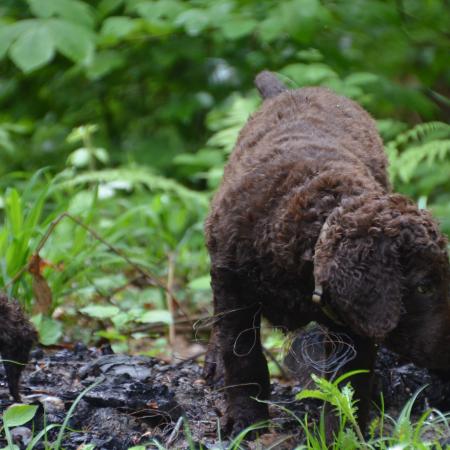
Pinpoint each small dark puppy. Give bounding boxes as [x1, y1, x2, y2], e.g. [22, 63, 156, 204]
[203, 71, 450, 435]
[0, 293, 37, 400]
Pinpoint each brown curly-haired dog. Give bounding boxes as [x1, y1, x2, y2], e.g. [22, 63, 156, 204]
[0, 293, 37, 401]
[203, 71, 450, 435]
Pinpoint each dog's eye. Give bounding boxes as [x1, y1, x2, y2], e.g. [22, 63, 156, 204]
[416, 284, 433, 295]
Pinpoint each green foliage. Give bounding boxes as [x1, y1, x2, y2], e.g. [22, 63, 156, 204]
[387, 122, 450, 184]
[386, 122, 450, 235]
[294, 375, 450, 449]
[1, 0, 448, 174]
[1, 404, 38, 450]
[0, 379, 104, 450]
[296, 371, 368, 444]
[0, 172, 53, 302]
[3, 404, 38, 428]
[0, 403, 60, 450]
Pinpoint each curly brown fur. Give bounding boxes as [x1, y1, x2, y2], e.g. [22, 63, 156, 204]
[0, 293, 37, 401]
[204, 71, 450, 436]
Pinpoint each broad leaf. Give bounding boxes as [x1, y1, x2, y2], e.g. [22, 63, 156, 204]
[188, 275, 211, 291]
[101, 16, 137, 40]
[3, 404, 39, 427]
[9, 21, 54, 72]
[27, 0, 57, 18]
[48, 18, 94, 64]
[98, 0, 124, 17]
[81, 304, 120, 319]
[28, 0, 95, 28]
[175, 9, 209, 36]
[138, 309, 172, 324]
[220, 18, 257, 40]
[31, 314, 63, 345]
[0, 21, 33, 59]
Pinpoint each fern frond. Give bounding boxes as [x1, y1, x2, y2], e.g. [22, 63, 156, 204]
[389, 121, 450, 150]
[386, 121, 450, 184]
[55, 168, 209, 206]
[396, 140, 450, 183]
[206, 94, 259, 153]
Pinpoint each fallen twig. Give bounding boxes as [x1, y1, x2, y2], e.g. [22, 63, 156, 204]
[166, 252, 176, 350]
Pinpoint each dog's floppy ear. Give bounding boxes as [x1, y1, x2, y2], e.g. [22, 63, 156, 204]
[314, 216, 403, 339]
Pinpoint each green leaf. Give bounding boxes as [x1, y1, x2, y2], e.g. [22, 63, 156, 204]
[334, 369, 369, 386]
[97, 329, 127, 341]
[220, 18, 257, 40]
[175, 9, 210, 36]
[54, 0, 95, 28]
[0, 22, 32, 59]
[9, 22, 54, 72]
[28, 0, 95, 28]
[98, 0, 124, 17]
[345, 72, 380, 87]
[85, 50, 125, 80]
[31, 314, 63, 346]
[66, 124, 98, 143]
[110, 311, 131, 328]
[94, 148, 109, 164]
[67, 147, 91, 168]
[3, 404, 39, 427]
[134, 0, 185, 22]
[280, 63, 338, 87]
[173, 149, 223, 170]
[258, 17, 284, 43]
[138, 309, 172, 324]
[296, 48, 323, 62]
[295, 389, 328, 401]
[0, 128, 14, 153]
[80, 305, 120, 319]
[188, 275, 211, 291]
[27, 0, 55, 18]
[48, 18, 94, 64]
[100, 16, 137, 40]
[5, 188, 23, 236]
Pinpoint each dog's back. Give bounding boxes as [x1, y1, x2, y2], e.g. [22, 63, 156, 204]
[206, 81, 389, 269]
[226, 86, 388, 189]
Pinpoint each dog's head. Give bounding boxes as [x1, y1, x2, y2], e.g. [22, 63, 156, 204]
[314, 194, 450, 367]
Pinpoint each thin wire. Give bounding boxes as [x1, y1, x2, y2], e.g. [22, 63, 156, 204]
[286, 325, 356, 379]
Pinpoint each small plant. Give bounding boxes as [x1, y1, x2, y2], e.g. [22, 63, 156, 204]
[66, 125, 109, 170]
[0, 378, 103, 450]
[296, 370, 368, 448]
[293, 373, 450, 449]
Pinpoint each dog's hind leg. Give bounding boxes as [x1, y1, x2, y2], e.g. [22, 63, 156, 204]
[210, 267, 270, 436]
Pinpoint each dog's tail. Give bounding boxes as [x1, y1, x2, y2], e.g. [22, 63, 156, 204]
[255, 71, 287, 99]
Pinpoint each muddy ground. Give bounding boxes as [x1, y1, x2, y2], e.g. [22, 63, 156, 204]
[1, 341, 450, 449]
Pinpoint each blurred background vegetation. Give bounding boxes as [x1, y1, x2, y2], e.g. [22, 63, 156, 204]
[0, 0, 449, 354]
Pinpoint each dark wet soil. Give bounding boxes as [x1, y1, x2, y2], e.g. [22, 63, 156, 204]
[1, 343, 450, 449]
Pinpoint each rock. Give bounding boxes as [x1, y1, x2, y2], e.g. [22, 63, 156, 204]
[83, 375, 183, 424]
[79, 354, 157, 381]
[11, 426, 32, 446]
